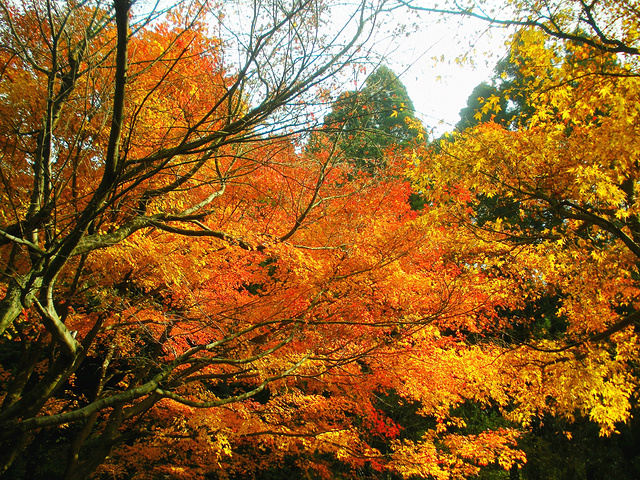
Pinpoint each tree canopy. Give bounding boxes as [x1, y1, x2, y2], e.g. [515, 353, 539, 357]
[2, 0, 640, 479]
[408, 3, 640, 449]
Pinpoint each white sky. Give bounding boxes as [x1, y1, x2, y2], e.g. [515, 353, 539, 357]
[366, 10, 515, 135]
[206, 0, 516, 137]
[140, 0, 514, 137]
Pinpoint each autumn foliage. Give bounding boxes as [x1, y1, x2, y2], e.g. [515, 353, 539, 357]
[1, 0, 640, 479]
[409, 9, 640, 448]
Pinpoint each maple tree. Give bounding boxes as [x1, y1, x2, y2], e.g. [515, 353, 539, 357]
[406, 2, 640, 474]
[0, 0, 421, 477]
[433, 36, 640, 478]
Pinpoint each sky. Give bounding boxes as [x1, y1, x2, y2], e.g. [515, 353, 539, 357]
[367, 9, 515, 135]
[142, 0, 515, 137]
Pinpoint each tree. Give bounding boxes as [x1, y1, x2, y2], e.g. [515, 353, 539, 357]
[0, 0, 402, 476]
[456, 82, 508, 132]
[73, 141, 528, 480]
[323, 65, 422, 171]
[455, 48, 535, 133]
[419, 14, 640, 476]
[409, 17, 640, 444]
[396, 0, 640, 59]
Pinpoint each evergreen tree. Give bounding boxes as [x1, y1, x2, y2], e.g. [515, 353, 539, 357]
[456, 57, 531, 132]
[324, 66, 420, 171]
